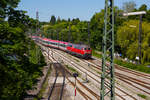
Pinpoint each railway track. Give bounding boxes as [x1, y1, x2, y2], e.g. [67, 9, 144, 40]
[48, 63, 66, 100]
[44, 48, 100, 100]
[90, 57, 150, 80]
[48, 48, 138, 100]
[39, 43, 150, 99]
[84, 59, 150, 95]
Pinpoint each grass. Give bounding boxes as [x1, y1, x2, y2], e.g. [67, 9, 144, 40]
[65, 65, 81, 78]
[73, 58, 80, 62]
[96, 70, 102, 75]
[92, 50, 102, 58]
[34, 64, 52, 100]
[92, 50, 150, 74]
[66, 65, 79, 74]
[114, 59, 150, 74]
[137, 94, 147, 99]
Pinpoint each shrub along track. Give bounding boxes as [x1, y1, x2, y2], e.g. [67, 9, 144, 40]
[48, 48, 137, 100]
[114, 65, 150, 79]
[88, 58, 150, 80]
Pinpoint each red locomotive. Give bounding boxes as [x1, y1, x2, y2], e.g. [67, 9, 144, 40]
[32, 36, 92, 58]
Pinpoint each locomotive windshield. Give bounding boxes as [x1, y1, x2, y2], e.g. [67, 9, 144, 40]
[84, 48, 91, 50]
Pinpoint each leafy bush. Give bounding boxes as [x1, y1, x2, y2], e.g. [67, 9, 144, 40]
[114, 59, 150, 74]
[92, 50, 102, 58]
[92, 50, 150, 74]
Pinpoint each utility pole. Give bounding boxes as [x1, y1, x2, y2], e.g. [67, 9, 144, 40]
[88, 22, 90, 45]
[61, 32, 63, 41]
[68, 23, 71, 42]
[36, 11, 40, 64]
[36, 11, 39, 35]
[51, 30, 53, 39]
[138, 15, 142, 64]
[57, 30, 59, 40]
[101, 0, 115, 100]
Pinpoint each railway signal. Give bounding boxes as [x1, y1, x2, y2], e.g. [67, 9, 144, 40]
[73, 73, 78, 100]
[88, 63, 90, 67]
[123, 11, 146, 64]
[123, 11, 146, 16]
[84, 72, 89, 83]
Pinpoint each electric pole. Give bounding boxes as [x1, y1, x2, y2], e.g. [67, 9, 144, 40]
[36, 11, 39, 35]
[68, 23, 71, 42]
[88, 22, 90, 45]
[57, 30, 59, 40]
[61, 32, 63, 41]
[138, 14, 142, 64]
[36, 11, 40, 64]
[101, 0, 115, 100]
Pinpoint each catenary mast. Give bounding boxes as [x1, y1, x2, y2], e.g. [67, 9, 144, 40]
[101, 0, 115, 100]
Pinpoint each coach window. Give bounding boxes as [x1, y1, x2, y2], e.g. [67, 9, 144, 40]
[74, 45, 77, 48]
[69, 44, 72, 47]
[62, 44, 65, 47]
[84, 48, 87, 50]
[77, 46, 81, 50]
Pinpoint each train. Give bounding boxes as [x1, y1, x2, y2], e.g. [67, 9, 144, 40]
[32, 36, 92, 59]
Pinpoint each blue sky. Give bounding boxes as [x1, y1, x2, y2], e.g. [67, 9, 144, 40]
[17, 0, 150, 22]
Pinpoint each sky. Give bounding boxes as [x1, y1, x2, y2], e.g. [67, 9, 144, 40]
[17, 0, 150, 22]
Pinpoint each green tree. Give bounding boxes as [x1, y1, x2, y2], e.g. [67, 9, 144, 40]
[0, 0, 46, 99]
[72, 18, 80, 25]
[0, 20, 46, 100]
[117, 20, 150, 64]
[123, 1, 136, 12]
[90, 10, 104, 49]
[0, 0, 20, 19]
[57, 16, 61, 24]
[139, 4, 147, 11]
[50, 15, 56, 25]
[146, 9, 150, 22]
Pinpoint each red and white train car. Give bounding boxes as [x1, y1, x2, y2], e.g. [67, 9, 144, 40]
[32, 36, 92, 58]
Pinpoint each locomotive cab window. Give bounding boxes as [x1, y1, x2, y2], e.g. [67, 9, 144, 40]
[84, 48, 90, 50]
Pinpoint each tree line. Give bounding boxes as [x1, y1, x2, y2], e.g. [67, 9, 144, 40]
[41, 3, 150, 65]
